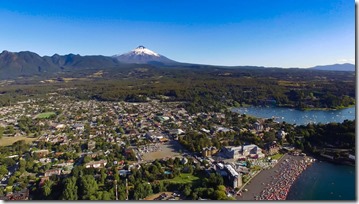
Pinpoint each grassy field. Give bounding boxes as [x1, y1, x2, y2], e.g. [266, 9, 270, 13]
[0, 136, 37, 146]
[35, 111, 56, 119]
[162, 173, 200, 184]
[270, 153, 284, 160]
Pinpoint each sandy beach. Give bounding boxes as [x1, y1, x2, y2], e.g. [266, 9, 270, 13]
[237, 154, 314, 200]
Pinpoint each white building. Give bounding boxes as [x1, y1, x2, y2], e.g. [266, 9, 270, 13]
[224, 164, 242, 188]
[222, 145, 265, 159]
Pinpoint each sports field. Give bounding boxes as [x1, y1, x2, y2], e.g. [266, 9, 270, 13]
[162, 173, 200, 184]
[35, 112, 56, 119]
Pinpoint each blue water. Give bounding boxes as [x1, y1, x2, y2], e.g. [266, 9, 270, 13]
[286, 161, 355, 200]
[232, 106, 355, 125]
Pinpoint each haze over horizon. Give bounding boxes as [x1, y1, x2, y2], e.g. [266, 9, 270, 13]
[0, 0, 354, 68]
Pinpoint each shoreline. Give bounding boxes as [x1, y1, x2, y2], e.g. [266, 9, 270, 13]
[236, 154, 315, 201]
[231, 104, 355, 112]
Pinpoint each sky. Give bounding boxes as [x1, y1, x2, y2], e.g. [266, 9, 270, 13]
[0, 0, 355, 68]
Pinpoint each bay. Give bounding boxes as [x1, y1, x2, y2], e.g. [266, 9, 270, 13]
[286, 161, 356, 200]
[232, 106, 355, 125]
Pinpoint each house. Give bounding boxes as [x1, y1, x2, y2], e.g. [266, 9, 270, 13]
[168, 129, 185, 136]
[88, 141, 96, 150]
[181, 157, 188, 165]
[253, 122, 263, 131]
[200, 128, 210, 134]
[119, 169, 131, 176]
[85, 160, 107, 169]
[145, 132, 165, 142]
[39, 158, 52, 164]
[215, 126, 232, 133]
[73, 123, 85, 131]
[44, 168, 62, 177]
[0, 189, 29, 200]
[55, 124, 66, 130]
[265, 141, 280, 155]
[31, 149, 50, 158]
[277, 130, 287, 140]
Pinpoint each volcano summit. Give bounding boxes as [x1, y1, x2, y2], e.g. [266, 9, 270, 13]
[113, 46, 177, 65]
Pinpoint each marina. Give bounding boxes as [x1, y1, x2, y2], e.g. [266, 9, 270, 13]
[232, 106, 355, 125]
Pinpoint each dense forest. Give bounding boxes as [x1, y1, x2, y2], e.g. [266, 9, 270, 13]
[287, 120, 355, 157]
[0, 66, 355, 113]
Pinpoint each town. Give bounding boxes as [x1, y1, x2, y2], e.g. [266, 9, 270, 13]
[0, 93, 331, 200]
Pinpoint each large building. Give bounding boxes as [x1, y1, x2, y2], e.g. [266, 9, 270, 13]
[214, 163, 243, 189]
[222, 145, 265, 159]
[224, 164, 242, 188]
[202, 146, 218, 157]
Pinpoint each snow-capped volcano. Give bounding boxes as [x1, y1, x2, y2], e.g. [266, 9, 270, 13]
[131, 45, 160, 57]
[113, 46, 177, 65]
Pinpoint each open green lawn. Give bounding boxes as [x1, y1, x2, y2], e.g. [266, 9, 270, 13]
[0, 136, 37, 146]
[35, 111, 56, 119]
[271, 153, 284, 160]
[162, 173, 200, 184]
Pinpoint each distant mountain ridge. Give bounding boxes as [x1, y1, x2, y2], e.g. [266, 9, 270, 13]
[309, 63, 355, 71]
[0, 47, 355, 79]
[0, 50, 121, 79]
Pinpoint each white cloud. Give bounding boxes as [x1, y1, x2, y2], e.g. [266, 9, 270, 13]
[337, 58, 355, 63]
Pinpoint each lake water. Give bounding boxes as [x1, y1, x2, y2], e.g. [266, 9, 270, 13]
[232, 106, 355, 125]
[286, 161, 356, 200]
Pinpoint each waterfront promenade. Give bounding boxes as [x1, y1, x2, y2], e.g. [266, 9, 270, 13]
[237, 154, 314, 200]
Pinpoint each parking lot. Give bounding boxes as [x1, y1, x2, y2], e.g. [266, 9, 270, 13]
[140, 140, 187, 161]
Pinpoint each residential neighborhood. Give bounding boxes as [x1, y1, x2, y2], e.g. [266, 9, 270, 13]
[0, 94, 330, 200]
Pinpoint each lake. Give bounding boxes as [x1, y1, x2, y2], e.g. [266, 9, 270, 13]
[286, 161, 355, 200]
[232, 106, 355, 125]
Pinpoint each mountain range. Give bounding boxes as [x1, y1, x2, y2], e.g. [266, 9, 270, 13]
[309, 63, 355, 71]
[0, 46, 355, 79]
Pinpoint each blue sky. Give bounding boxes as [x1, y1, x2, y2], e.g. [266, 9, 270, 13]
[0, 0, 354, 68]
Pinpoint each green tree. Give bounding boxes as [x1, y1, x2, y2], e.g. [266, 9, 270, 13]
[118, 183, 127, 200]
[100, 168, 107, 185]
[7, 176, 16, 186]
[0, 166, 8, 177]
[101, 191, 112, 200]
[79, 175, 99, 200]
[71, 165, 84, 178]
[183, 185, 192, 197]
[4, 125, 15, 135]
[62, 177, 78, 200]
[19, 159, 26, 173]
[0, 127, 4, 139]
[213, 185, 228, 200]
[42, 179, 54, 198]
[83, 155, 91, 164]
